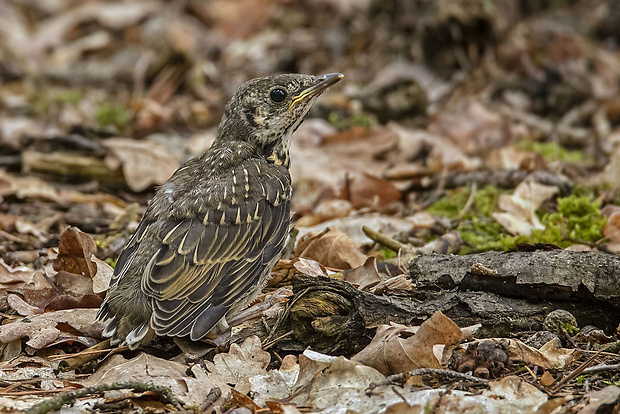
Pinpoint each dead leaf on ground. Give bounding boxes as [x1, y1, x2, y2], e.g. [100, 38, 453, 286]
[83, 352, 215, 407]
[499, 338, 581, 370]
[0, 308, 100, 349]
[603, 211, 620, 254]
[345, 173, 402, 209]
[578, 386, 620, 414]
[343, 256, 382, 291]
[53, 226, 98, 277]
[352, 311, 462, 375]
[296, 227, 367, 270]
[0, 259, 36, 291]
[0, 170, 62, 203]
[493, 181, 559, 236]
[103, 138, 180, 192]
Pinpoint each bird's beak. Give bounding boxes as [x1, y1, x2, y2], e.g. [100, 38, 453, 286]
[289, 73, 344, 109]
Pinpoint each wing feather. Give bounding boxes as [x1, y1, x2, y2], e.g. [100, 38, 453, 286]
[142, 163, 291, 339]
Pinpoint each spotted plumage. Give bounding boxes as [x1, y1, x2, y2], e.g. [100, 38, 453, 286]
[97, 73, 343, 348]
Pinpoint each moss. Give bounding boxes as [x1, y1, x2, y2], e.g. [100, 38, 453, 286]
[53, 89, 83, 105]
[428, 187, 606, 253]
[105, 257, 117, 269]
[96, 102, 131, 131]
[517, 140, 586, 163]
[377, 246, 398, 260]
[328, 111, 377, 130]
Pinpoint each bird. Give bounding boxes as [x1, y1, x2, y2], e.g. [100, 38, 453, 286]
[97, 72, 343, 349]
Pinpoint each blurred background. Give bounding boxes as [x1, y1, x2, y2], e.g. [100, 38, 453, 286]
[2, 0, 620, 258]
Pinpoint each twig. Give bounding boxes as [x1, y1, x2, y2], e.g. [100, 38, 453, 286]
[549, 346, 608, 393]
[26, 382, 184, 414]
[367, 368, 489, 393]
[263, 330, 294, 350]
[199, 387, 222, 412]
[582, 363, 620, 374]
[458, 182, 477, 219]
[362, 226, 407, 253]
[57, 339, 125, 372]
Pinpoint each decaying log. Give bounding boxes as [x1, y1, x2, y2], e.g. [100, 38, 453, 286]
[22, 150, 125, 186]
[410, 250, 620, 331]
[232, 250, 619, 355]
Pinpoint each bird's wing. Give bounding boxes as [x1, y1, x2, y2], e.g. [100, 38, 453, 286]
[143, 163, 291, 340]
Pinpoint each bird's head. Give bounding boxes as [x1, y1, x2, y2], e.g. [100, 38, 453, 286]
[217, 73, 343, 164]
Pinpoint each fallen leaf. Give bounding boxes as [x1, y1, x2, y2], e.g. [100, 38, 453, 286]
[352, 311, 462, 375]
[346, 173, 401, 209]
[293, 258, 328, 278]
[0, 308, 100, 349]
[103, 138, 180, 192]
[493, 181, 559, 235]
[7, 294, 41, 316]
[500, 338, 580, 370]
[579, 386, 620, 414]
[0, 259, 36, 289]
[603, 211, 620, 254]
[83, 353, 216, 407]
[91, 254, 114, 294]
[540, 371, 555, 386]
[53, 226, 97, 277]
[296, 227, 367, 270]
[343, 256, 382, 291]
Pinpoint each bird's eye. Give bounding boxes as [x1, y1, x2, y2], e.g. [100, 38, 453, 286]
[270, 88, 287, 103]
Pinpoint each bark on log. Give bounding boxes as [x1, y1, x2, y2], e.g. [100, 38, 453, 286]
[409, 250, 620, 331]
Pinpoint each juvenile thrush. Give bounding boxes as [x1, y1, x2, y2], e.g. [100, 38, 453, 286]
[97, 73, 343, 348]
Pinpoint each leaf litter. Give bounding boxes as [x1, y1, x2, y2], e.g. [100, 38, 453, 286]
[1, 0, 620, 412]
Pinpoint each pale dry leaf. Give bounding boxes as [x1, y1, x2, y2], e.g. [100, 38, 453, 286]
[578, 386, 620, 414]
[500, 338, 580, 370]
[291, 350, 386, 413]
[297, 213, 416, 246]
[91, 254, 114, 294]
[103, 138, 180, 192]
[249, 356, 300, 406]
[0, 170, 61, 203]
[293, 257, 328, 277]
[352, 311, 462, 375]
[493, 181, 559, 236]
[0, 308, 99, 349]
[210, 335, 270, 394]
[296, 227, 367, 269]
[0, 259, 36, 288]
[7, 294, 41, 316]
[83, 353, 215, 407]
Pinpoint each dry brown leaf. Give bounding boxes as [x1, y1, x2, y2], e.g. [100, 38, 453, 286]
[296, 227, 367, 270]
[53, 226, 97, 277]
[0, 308, 100, 349]
[103, 138, 180, 192]
[343, 256, 382, 291]
[493, 181, 559, 236]
[0, 170, 61, 203]
[83, 352, 217, 407]
[603, 211, 620, 254]
[0, 259, 36, 289]
[352, 311, 462, 375]
[346, 173, 401, 209]
[501, 338, 580, 370]
[429, 100, 507, 154]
